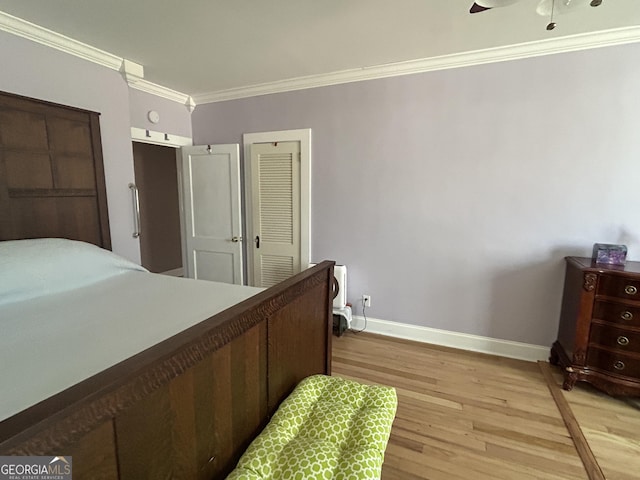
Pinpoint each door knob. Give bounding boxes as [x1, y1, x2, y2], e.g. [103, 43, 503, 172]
[231, 236, 242, 242]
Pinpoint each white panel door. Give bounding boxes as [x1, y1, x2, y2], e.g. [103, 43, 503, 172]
[181, 144, 243, 284]
[250, 142, 301, 288]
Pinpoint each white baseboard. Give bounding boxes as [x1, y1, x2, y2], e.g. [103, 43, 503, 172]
[351, 315, 549, 363]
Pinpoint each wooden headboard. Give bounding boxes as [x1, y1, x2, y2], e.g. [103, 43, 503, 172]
[0, 90, 111, 249]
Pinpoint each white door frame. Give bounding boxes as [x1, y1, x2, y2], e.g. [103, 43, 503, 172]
[243, 129, 311, 287]
[130, 127, 192, 273]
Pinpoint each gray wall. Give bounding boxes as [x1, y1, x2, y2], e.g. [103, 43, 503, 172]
[0, 30, 192, 263]
[192, 42, 640, 347]
[2, 24, 639, 347]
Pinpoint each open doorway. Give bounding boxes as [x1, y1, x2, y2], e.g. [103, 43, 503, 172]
[132, 142, 183, 275]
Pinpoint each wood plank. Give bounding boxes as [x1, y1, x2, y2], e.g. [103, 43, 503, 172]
[115, 384, 174, 480]
[210, 323, 267, 478]
[539, 361, 606, 480]
[268, 279, 331, 413]
[68, 420, 118, 480]
[546, 365, 640, 480]
[168, 368, 198, 479]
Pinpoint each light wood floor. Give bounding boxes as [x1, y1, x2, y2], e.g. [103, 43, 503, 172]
[332, 332, 640, 480]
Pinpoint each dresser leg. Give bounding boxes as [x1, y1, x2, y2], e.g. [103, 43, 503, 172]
[562, 370, 577, 391]
[549, 347, 559, 366]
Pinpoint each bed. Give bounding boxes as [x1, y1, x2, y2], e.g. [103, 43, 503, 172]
[0, 92, 335, 479]
[0, 238, 334, 478]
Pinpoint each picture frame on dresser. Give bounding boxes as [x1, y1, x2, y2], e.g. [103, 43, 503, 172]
[551, 256, 640, 397]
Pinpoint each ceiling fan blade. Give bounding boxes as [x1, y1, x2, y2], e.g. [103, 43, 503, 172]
[470, 3, 492, 13]
[470, 0, 523, 14]
[475, 0, 523, 7]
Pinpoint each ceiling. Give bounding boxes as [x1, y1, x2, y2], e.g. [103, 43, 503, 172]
[0, 0, 639, 100]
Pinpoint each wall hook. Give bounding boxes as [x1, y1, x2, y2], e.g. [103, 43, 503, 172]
[206, 145, 212, 154]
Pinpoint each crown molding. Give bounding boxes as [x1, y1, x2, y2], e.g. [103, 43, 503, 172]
[0, 11, 194, 109]
[3, 8, 638, 109]
[0, 11, 122, 70]
[127, 78, 196, 111]
[192, 25, 640, 105]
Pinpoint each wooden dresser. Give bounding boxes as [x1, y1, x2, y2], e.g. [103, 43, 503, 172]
[552, 256, 640, 396]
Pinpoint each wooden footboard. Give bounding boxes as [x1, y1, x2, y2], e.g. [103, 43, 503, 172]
[0, 261, 334, 479]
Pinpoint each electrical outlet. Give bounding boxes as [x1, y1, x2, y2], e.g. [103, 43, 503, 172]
[362, 294, 371, 308]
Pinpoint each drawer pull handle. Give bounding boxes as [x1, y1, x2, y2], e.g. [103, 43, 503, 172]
[617, 336, 630, 346]
[614, 361, 626, 370]
[621, 311, 634, 321]
[624, 285, 638, 295]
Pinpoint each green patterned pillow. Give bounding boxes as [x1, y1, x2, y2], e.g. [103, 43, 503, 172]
[227, 375, 397, 480]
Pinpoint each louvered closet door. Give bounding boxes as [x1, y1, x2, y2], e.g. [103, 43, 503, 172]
[250, 142, 301, 288]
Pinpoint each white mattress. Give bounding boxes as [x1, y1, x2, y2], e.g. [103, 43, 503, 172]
[0, 272, 263, 422]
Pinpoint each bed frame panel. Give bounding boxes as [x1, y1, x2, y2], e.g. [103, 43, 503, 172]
[0, 261, 334, 479]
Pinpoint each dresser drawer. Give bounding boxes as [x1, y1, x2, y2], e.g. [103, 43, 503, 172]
[589, 323, 640, 353]
[592, 301, 640, 328]
[597, 275, 640, 300]
[587, 348, 640, 378]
